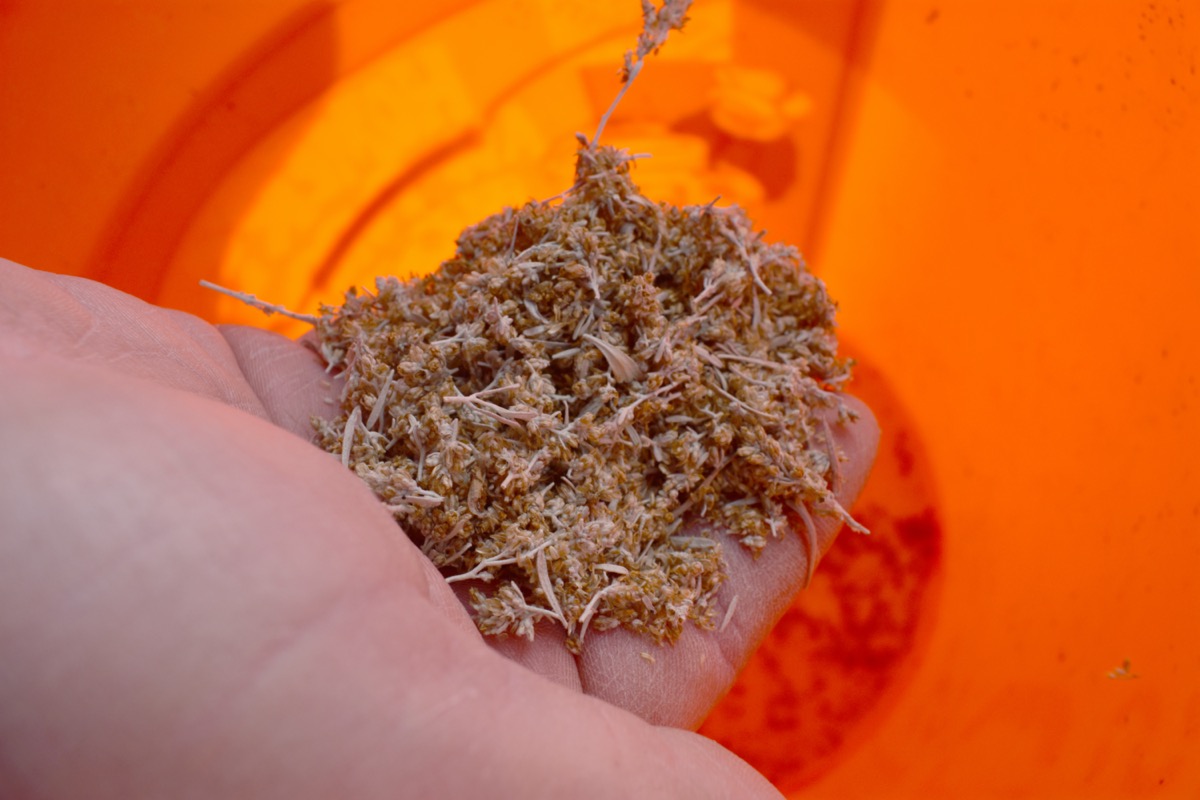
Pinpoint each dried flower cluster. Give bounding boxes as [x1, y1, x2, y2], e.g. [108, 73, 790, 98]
[310, 139, 858, 652]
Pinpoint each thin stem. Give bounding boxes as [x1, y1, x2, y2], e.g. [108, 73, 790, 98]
[199, 280, 319, 324]
[592, 60, 642, 146]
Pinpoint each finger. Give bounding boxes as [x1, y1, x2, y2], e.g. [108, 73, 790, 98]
[0, 353, 781, 800]
[706, 395, 881, 655]
[217, 324, 341, 440]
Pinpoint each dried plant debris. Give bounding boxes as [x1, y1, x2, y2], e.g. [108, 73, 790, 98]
[310, 141, 861, 653]
[207, 0, 864, 653]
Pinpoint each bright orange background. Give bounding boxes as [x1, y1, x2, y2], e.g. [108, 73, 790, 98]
[814, 2, 1200, 796]
[2, 1, 1197, 796]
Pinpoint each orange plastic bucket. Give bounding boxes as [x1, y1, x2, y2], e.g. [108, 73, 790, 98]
[3, 1, 1197, 795]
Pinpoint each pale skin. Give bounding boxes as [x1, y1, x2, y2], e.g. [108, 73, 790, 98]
[0, 258, 879, 799]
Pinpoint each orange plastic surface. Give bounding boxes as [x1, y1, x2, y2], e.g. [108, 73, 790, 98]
[2, 1, 1197, 796]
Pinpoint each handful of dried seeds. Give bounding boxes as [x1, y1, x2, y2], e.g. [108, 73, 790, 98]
[210, 0, 864, 653]
[310, 138, 860, 652]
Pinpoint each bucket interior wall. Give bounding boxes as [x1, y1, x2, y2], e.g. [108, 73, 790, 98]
[2, 1, 1197, 796]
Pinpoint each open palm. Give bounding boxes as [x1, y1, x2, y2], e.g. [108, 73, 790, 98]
[0, 259, 877, 798]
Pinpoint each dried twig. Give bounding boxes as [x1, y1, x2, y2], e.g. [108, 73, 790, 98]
[199, 280, 320, 324]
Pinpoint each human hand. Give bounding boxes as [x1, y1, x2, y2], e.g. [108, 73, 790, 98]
[0, 259, 877, 798]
